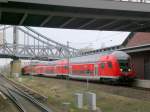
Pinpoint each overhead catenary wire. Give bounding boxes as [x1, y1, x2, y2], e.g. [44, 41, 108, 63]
[67, 32, 129, 48]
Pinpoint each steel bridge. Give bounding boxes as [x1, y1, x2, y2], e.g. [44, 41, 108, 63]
[0, 26, 78, 60]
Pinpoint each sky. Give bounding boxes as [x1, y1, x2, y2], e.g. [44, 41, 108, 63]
[31, 27, 130, 49]
[2, 26, 130, 49]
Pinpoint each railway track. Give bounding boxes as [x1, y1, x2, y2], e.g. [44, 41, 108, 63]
[10, 78, 48, 101]
[0, 74, 53, 112]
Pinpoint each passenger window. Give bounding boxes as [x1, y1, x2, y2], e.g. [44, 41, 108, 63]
[108, 62, 112, 68]
[101, 63, 105, 69]
[64, 66, 68, 69]
[86, 69, 91, 74]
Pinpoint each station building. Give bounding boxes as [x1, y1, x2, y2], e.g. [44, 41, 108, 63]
[121, 32, 150, 80]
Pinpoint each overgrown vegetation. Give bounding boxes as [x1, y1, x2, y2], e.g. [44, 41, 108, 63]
[0, 95, 19, 112]
[0, 64, 11, 77]
[14, 76, 150, 112]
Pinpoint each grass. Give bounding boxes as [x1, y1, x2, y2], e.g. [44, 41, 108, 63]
[0, 95, 19, 112]
[14, 76, 150, 112]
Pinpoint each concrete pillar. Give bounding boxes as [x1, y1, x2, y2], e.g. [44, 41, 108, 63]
[86, 92, 97, 111]
[10, 59, 21, 77]
[74, 93, 83, 109]
[62, 102, 70, 112]
[13, 26, 18, 54]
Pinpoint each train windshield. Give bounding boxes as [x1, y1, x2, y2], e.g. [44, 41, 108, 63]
[119, 60, 131, 72]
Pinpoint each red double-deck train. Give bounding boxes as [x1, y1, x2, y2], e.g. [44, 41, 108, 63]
[22, 51, 136, 83]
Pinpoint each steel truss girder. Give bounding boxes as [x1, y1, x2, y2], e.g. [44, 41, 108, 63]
[0, 26, 79, 60]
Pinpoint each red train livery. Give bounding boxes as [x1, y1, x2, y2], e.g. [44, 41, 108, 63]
[22, 51, 136, 83]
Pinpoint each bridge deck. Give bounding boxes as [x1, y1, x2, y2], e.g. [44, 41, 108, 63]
[4, 0, 150, 12]
[0, 0, 150, 31]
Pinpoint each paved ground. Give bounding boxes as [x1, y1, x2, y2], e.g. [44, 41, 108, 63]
[13, 76, 150, 112]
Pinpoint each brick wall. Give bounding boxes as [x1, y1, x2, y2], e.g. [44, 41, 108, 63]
[130, 52, 150, 79]
[130, 53, 144, 79]
[126, 32, 150, 47]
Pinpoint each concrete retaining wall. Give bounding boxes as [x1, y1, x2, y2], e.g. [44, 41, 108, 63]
[135, 79, 150, 89]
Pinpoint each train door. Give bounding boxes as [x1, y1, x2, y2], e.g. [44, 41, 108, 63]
[56, 66, 59, 75]
[69, 65, 72, 75]
[106, 61, 114, 76]
[94, 64, 98, 76]
[54, 66, 56, 74]
[98, 62, 106, 76]
[99, 61, 114, 77]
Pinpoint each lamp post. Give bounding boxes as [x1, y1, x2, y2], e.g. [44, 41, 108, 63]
[67, 41, 70, 76]
[84, 65, 89, 90]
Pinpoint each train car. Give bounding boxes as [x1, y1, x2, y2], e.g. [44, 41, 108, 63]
[22, 64, 45, 76]
[68, 51, 135, 82]
[22, 51, 136, 83]
[44, 65, 56, 77]
[55, 59, 69, 78]
[22, 65, 31, 75]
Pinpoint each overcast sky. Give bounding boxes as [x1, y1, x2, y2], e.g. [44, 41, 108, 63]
[2, 26, 130, 49]
[32, 27, 130, 49]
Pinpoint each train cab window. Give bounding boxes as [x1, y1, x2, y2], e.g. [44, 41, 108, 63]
[100, 63, 105, 69]
[119, 60, 131, 72]
[108, 62, 112, 68]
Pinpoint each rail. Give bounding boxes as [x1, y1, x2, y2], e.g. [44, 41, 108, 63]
[0, 74, 53, 112]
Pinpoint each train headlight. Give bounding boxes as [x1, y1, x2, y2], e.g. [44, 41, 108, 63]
[120, 69, 123, 72]
[128, 68, 131, 72]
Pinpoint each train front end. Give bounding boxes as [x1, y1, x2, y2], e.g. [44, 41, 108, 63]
[111, 51, 136, 83]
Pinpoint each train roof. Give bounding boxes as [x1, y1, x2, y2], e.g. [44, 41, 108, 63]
[47, 51, 112, 65]
[46, 51, 130, 65]
[70, 51, 111, 63]
[111, 51, 130, 60]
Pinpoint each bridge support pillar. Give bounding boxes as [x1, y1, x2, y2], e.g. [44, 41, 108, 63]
[10, 59, 21, 77]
